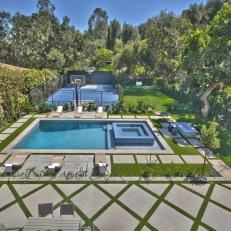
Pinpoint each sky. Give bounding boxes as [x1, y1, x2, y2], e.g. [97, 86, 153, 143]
[1, 0, 207, 31]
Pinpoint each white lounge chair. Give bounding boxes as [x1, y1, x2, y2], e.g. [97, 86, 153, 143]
[74, 106, 83, 118]
[4, 154, 29, 173]
[53, 106, 63, 117]
[95, 106, 103, 118]
[47, 155, 64, 173]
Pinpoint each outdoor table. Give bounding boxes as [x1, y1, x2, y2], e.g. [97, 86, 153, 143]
[23, 217, 81, 231]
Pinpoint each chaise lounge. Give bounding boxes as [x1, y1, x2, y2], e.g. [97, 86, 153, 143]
[74, 106, 83, 118]
[52, 105, 63, 117]
[47, 155, 65, 173]
[4, 154, 29, 173]
[95, 106, 103, 118]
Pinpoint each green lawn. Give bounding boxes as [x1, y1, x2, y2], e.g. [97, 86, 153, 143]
[165, 137, 200, 155]
[111, 163, 212, 177]
[123, 85, 176, 112]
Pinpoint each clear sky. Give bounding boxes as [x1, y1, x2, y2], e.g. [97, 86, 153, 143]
[1, 0, 207, 31]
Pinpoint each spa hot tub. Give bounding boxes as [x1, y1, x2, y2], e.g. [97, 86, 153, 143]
[112, 122, 154, 145]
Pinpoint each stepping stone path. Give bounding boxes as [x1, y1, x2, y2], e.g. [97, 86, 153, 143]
[108, 115, 121, 119]
[159, 155, 183, 164]
[0, 133, 10, 141]
[181, 155, 205, 164]
[122, 115, 136, 119]
[0, 154, 9, 163]
[181, 183, 210, 196]
[136, 116, 149, 119]
[2, 127, 17, 134]
[34, 114, 47, 118]
[113, 155, 135, 164]
[136, 155, 159, 164]
[17, 118, 28, 123]
[10, 122, 23, 128]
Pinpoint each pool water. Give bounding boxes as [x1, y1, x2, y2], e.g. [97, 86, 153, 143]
[14, 120, 108, 150]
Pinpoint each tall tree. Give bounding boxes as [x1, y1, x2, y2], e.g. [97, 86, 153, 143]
[122, 23, 137, 44]
[107, 19, 121, 50]
[37, 0, 55, 14]
[88, 8, 108, 41]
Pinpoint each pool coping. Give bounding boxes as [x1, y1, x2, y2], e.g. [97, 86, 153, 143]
[3, 118, 174, 155]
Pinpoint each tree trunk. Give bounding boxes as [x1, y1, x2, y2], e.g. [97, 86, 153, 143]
[200, 82, 221, 118]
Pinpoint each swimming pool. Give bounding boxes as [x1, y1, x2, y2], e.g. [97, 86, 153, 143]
[14, 120, 108, 150]
[5, 119, 173, 154]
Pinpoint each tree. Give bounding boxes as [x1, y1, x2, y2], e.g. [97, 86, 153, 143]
[37, 0, 55, 14]
[200, 121, 220, 175]
[122, 23, 137, 44]
[88, 8, 108, 41]
[107, 19, 121, 50]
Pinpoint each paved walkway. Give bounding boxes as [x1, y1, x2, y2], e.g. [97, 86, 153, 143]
[0, 182, 231, 230]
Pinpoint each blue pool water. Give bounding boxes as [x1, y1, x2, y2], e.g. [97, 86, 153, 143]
[47, 84, 118, 105]
[14, 120, 108, 149]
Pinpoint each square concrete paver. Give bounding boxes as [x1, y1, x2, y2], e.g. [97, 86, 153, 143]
[56, 184, 85, 196]
[222, 184, 231, 189]
[23, 185, 62, 216]
[197, 226, 208, 231]
[10, 122, 22, 128]
[141, 184, 169, 196]
[99, 184, 127, 196]
[0, 203, 27, 228]
[159, 155, 183, 164]
[141, 226, 151, 231]
[181, 155, 205, 164]
[2, 127, 17, 134]
[0, 154, 9, 163]
[0, 184, 15, 208]
[148, 202, 193, 231]
[182, 184, 210, 196]
[72, 185, 110, 218]
[165, 185, 203, 217]
[187, 138, 204, 148]
[34, 114, 47, 118]
[13, 184, 43, 197]
[95, 203, 139, 231]
[119, 185, 156, 217]
[122, 115, 136, 119]
[108, 115, 121, 119]
[0, 133, 10, 141]
[202, 202, 231, 231]
[210, 185, 231, 209]
[136, 116, 149, 119]
[136, 155, 159, 164]
[113, 155, 135, 164]
[17, 118, 28, 123]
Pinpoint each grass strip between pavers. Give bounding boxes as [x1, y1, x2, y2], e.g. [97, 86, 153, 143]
[83, 183, 132, 228]
[111, 163, 212, 177]
[8, 183, 32, 217]
[52, 183, 90, 226]
[0, 117, 35, 152]
[135, 183, 174, 230]
[190, 183, 216, 231]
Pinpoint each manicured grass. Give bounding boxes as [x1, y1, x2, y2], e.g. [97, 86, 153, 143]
[215, 128, 231, 167]
[165, 137, 200, 155]
[0, 122, 12, 133]
[0, 117, 35, 152]
[123, 85, 176, 112]
[111, 163, 212, 177]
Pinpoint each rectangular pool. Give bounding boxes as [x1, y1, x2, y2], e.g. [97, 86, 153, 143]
[14, 120, 108, 150]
